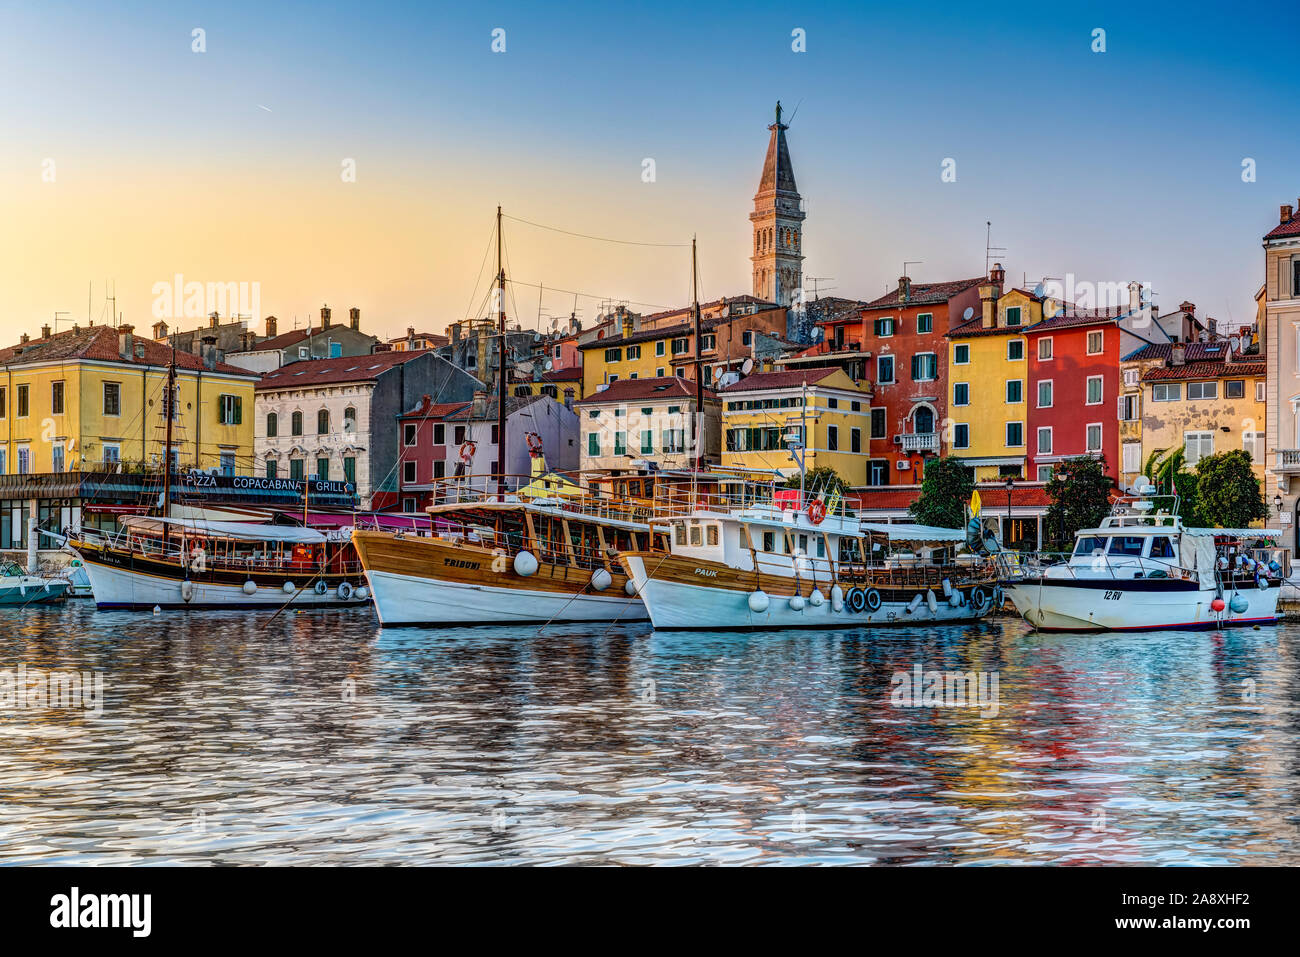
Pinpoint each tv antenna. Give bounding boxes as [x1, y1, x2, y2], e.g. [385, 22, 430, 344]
[806, 276, 835, 300]
[903, 261, 923, 278]
[984, 222, 1006, 274]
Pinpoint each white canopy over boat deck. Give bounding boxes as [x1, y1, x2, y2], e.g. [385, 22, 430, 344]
[119, 515, 327, 544]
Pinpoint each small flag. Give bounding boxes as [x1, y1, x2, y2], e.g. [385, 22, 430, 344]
[826, 486, 841, 516]
[970, 489, 982, 517]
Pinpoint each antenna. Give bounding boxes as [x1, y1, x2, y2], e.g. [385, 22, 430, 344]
[806, 276, 834, 300]
[903, 261, 923, 278]
[984, 222, 1006, 274]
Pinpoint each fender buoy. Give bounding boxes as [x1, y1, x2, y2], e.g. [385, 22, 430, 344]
[807, 499, 827, 525]
[337, 581, 354, 600]
[906, 593, 923, 614]
[1211, 597, 1226, 613]
[283, 582, 296, 594]
[242, 580, 257, 595]
[808, 588, 825, 607]
[1229, 594, 1249, 614]
[1256, 577, 1269, 590]
[314, 580, 328, 596]
[830, 585, 844, 613]
[941, 578, 953, 598]
[624, 579, 638, 596]
[181, 580, 195, 602]
[591, 568, 613, 591]
[863, 587, 882, 612]
[355, 585, 371, 601]
[926, 589, 938, 614]
[748, 590, 769, 613]
[789, 594, 806, 611]
[513, 550, 539, 577]
[971, 585, 989, 610]
[846, 586, 867, 614]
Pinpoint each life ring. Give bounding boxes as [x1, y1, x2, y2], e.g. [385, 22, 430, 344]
[807, 499, 827, 525]
[863, 587, 882, 612]
[337, 581, 354, 600]
[458, 440, 477, 466]
[846, 586, 867, 613]
[971, 585, 989, 610]
[314, 580, 329, 596]
[526, 432, 544, 455]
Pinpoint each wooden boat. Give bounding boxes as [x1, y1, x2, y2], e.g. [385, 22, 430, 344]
[68, 515, 370, 609]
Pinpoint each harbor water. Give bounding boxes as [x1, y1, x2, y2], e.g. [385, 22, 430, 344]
[1, 602, 1296, 865]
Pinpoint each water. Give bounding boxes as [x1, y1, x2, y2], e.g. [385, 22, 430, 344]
[1, 601, 1296, 865]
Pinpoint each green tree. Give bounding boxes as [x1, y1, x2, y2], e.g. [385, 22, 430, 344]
[1194, 449, 1265, 528]
[1141, 446, 1201, 524]
[909, 456, 974, 529]
[1043, 455, 1115, 550]
[784, 466, 850, 499]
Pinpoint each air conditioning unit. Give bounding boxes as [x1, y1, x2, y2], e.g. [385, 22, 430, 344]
[896, 460, 912, 470]
[892, 436, 902, 445]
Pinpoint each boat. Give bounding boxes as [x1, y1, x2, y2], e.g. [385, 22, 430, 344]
[617, 483, 1002, 630]
[67, 515, 370, 609]
[0, 560, 71, 605]
[999, 489, 1285, 631]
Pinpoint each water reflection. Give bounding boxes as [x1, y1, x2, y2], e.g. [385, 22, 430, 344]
[0, 603, 1295, 864]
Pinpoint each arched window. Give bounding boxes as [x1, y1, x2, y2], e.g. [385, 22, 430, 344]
[291, 411, 303, 436]
[317, 409, 329, 434]
[343, 406, 356, 432]
[914, 406, 935, 434]
[266, 412, 278, 437]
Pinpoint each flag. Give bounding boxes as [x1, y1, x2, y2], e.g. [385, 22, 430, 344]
[826, 486, 841, 516]
[970, 489, 982, 517]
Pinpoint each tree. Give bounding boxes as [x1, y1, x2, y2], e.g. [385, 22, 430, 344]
[909, 456, 974, 529]
[1142, 446, 1200, 525]
[1194, 449, 1265, 528]
[785, 465, 850, 496]
[1043, 454, 1115, 550]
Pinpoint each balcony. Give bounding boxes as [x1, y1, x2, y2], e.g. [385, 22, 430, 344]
[900, 432, 940, 454]
[1275, 449, 1300, 472]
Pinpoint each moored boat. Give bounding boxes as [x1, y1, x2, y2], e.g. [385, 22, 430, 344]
[0, 560, 71, 605]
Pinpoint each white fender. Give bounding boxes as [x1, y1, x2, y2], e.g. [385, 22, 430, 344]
[355, 585, 371, 601]
[941, 578, 953, 597]
[907, 593, 923, 614]
[153, 605, 161, 615]
[808, 588, 825, 607]
[243, 580, 257, 595]
[830, 585, 844, 612]
[926, 589, 938, 614]
[337, 581, 354, 600]
[282, 582, 296, 594]
[948, 592, 961, 608]
[624, 579, 638, 596]
[513, 550, 539, 577]
[181, 580, 195, 602]
[789, 594, 806, 611]
[748, 590, 770, 613]
[590, 568, 613, 591]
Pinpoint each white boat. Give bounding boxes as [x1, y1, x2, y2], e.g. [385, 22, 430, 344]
[619, 485, 1001, 631]
[0, 560, 71, 605]
[1000, 492, 1284, 632]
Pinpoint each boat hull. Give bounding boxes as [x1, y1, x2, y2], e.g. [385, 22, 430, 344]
[0, 579, 71, 605]
[352, 530, 648, 626]
[620, 553, 995, 630]
[1002, 578, 1281, 631]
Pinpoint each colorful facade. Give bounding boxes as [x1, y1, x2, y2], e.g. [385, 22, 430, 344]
[576, 377, 720, 477]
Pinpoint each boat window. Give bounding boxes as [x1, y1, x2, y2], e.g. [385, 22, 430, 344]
[1108, 536, 1146, 557]
[689, 524, 702, 546]
[706, 525, 719, 546]
[763, 531, 776, 552]
[1149, 536, 1175, 559]
[798, 534, 808, 554]
[816, 537, 825, 558]
[1074, 536, 1108, 556]
[675, 524, 686, 546]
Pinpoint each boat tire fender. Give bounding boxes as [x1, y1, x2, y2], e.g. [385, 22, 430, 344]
[846, 586, 867, 614]
[863, 587, 882, 612]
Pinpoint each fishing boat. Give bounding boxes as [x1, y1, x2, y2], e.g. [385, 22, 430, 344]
[617, 483, 1001, 630]
[0, 560, 71, 605]
[999, 489, 1285, 631]
[67, 515, 370, 609]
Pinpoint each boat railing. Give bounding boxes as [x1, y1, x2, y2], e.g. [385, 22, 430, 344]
[1002, 549, 1198, 583]
[73, 526, 365, 576]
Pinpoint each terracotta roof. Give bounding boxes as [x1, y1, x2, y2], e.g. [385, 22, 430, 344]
[575, 376, 713, 405]
[578, 306, 783, 350]
[1027, 311, 1117, 333]
[853, 483, 1051, 510]
[635, 294, 774, 325]
[444, 394, 549, 420]
[256, 350, 429, 390]
[1264, 216, 1300, 240]
[0, 325, 254, 376]
[252, 326, 324, 351]
[850, 487, 922, 509]
[720, 367, 844, 392]
[1124, 341, 1256, 363]
[860, 277, 984, 311]
[399, 395, 471, 419]
[946, 317, 1031, 339]
[541, 366, 583, 381]
[1142, 360, 1266, 381]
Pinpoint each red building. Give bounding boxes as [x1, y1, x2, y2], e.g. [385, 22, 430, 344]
[1024, 311, 1122, 484]
[818, 276, 982, 485]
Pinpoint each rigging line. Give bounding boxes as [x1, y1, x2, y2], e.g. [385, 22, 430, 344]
[461, 220, 499, 325]
[502, 214, 690, 249]
[504, 279, 671, 312]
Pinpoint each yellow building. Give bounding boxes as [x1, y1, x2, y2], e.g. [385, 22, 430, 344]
[0, 323, 257, 475]
[945, 279, 1044, 481]
[719, 367, 873, 484]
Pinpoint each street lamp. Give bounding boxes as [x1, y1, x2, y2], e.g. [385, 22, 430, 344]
[1275, 493, 1284, 518]
[1004, 476, 1015, 548]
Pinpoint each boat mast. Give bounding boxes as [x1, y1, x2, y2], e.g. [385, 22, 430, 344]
[496, 205, 507, 502]
[692, 236, 703, 472]
[162, 332, 176, 553]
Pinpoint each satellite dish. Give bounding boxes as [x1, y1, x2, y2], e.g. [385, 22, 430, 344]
[1231, 335, 1242, 351]
[516, 360, 534, 376]
[544, 359, 553, 371]
[741, 358, 754, 375]
[962, 306, 975, 321]
[533, 331, 541, 342]
[1033, 283, 1045, 297]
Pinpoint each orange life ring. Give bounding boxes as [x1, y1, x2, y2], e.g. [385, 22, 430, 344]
[526, 432, 543, 455]
[458, 440, 476, 465]
[807, 499, 827, 525]
[192, 537, 207, 552]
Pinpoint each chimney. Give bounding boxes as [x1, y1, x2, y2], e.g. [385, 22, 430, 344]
[407, 326, 416, 350]
[19, 333, 30, 345]
[200, 334, 219, 369]
[621, 315, 634, 340]
[1282, 204, 1294, 225]
[1128, 281, 1142, 314]
[1207, 317, 1218, 340]
[898, 276, 911, 303]
[152, 320, 168, 340]
[1179, 301, 1195, 316]
[450, 323, 461, 346]
[472, 389, 488, 418]
[208, 311, 220, 329]
[979, 263, 1004, 329]
[1171, 342, 1186, 366]
[320, 304, 332, 330]
[563, 387, 575, 411]
[349, 307, 360, 331]
[117, 324, 134, 358]
[265, 315, 278, 338]
[41, 324, 51, 339]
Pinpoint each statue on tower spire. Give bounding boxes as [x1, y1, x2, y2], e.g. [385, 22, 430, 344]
[775, 100, 782, 126]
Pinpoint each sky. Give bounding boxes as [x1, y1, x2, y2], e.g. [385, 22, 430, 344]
[1, 0, 1297, 344]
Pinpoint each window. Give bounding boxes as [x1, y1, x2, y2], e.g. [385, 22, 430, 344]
[1119, 394, 1139, 420]
[1122, 441, 1141, 473]
[266, 412, 278, 437]
[1243, 431, 1264, 462]
[330, 341, 342, 358]
[873, 317, 895, 337]
[0, 387, 5, 418]
[1109, 536, 1146, 557]
[316, 457, 329, 480]
[954, 344, 970, 364]
[911, 353, 937, 381]
[916, 313, 933, 333]
[850, 401, 861, 412]
[1086, 423, 1102, 452]
[220, 451, 235, 476]
[1006, 422, 1024, 447]
[1036, 465, 1054, 481]
[317, 409, 329, 433]
[102, 444, 120, 465]
[219, 394, 242, 425]
[953, 382, 970, 406]
[952, 423, 969, 449]
[403, 461, 416, 483]
[604, 348, 621, 362]
[404, 423, 417, 446]
[17, 384, 29, 417]
[1005, 380, 1023, 403]
[742, 331, 753, 346]
[291, 411, 303, 435]
[1150, 536, 1175, 559]
[877, 355, 895, 384]
[1007, 339, 1024, 361]
[402, 497, 417, 513]
[1294, 258, 1300, 297]
[491, 424, 499, 444]
[1086, 376, 1103, 404]
[671, 337, 689, 355]
[656, 367, 665, 377]
[870, 408, 887, 439]
[454, 425, 466, 445]
[1038, 338, 1053, 360]
[851, 428, 862, 453]
[655, 341, 665, 357]
[1086, 330, 1104, 355]
[1152, 383, 1181, 402]
[51, 381, 64, 415]
[1005, 306, 1021, 326]
[17, 446, 30, 474]
[344, 406, 357, 432]
[103, 382, 120, 416]
[1224, 380, 1244, 399]
[1037, 427, 1052, 454]
[1123, 368, 1139, 388]
[343, 457, 356, 485]
[1188, 381, 1217, 400]
[869, 459, 890, 485]
[626, 345, 642, 359]
[827, 425, 839, 451]
[52, 445, 64, 473]
[827, 398, 839, 409]
[266, 460, 277, 479]
[290, 459, 304, 481]
[1184, 430, 1214, 465]
[1037, 380, 1053, 408]
[1256, 381, 1265, 403]
[298, 347, 309, 359]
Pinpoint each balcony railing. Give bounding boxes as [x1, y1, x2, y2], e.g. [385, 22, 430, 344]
[900, 433, 939, 453]
[1275, 449, 1300, 472]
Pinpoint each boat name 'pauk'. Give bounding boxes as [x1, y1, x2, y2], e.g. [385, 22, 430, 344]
[49, 886, 151, 937]
[693, 567, 718, 578]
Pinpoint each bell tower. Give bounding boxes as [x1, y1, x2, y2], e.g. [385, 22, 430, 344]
[750, 101, 805, 306]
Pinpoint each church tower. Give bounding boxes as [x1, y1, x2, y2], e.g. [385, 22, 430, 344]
[750, 101, 805, 306]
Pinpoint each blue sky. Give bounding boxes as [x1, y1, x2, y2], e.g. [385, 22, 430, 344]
[1, 0, 1296, 336]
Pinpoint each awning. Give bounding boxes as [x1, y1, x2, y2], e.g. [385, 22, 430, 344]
[861, 522, 966, 544]
[121, 515, 328, 544]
